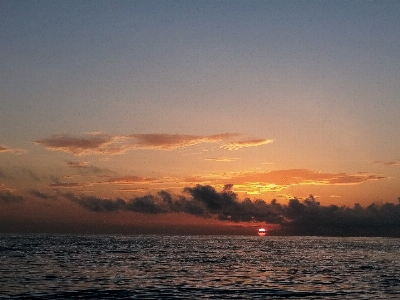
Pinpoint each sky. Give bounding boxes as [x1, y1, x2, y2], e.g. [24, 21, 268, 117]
[1, 0, 400, 234]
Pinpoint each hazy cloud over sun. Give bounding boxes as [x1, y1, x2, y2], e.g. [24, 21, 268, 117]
[33, 133, 271, 156]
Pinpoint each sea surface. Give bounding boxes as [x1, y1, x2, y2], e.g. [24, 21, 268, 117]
[0, 235, 399, 299]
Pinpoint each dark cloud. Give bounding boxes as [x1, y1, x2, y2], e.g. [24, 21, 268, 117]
[27, 170, 41, 182]
[66, 161, 110, 175]
[65, 193, 127, 212]
[275, 196, 400, 237]
[62, 184, 400, 237]
[63, 190, 205, 215]
[0, 168, 7, 179]
[28, 189, 56, 200]
[0, 191, 24, 203]
[49, 176, 84, 188]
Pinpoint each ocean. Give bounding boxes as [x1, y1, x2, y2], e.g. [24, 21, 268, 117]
[0, 235, 399, 299]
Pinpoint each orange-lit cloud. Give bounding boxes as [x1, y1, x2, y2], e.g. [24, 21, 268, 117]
[0, 145, 11, 152]
[128, 133, 239, 150]
[177, 169, 388, 195]
[50, 182, 84, 188]
[0, 184, 14, 192]
[66, 161, 90, 168]
[0, 145, 26, 154]
[221, 138, 273, 150]
[115, 188, 149, 193]
[222, 169, 386, 186]
[203, 157, 240, 162]
[108, 176, 158, 184]
[100, 169, 387, 196]
[49, 176, 86, 189]
[34, 133, 247, 156]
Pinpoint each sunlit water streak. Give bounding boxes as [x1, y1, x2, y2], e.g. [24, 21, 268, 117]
[0, 235, 399, 299]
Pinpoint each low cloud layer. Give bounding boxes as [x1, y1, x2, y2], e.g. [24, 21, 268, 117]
[0, 191, 24, 203]
[1, 185, 399, 236]
[33, 133, 272, 156]
[61, 184, 400, 237]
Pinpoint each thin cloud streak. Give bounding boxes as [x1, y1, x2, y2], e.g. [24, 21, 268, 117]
[0, 145, 26, 155]
[204, 157, 240, 162]
[221, 139, 274, 150]
[0, 145, 11, 152]
[374, 160, 400, 166]
[92, 169, 388, 195]
[108, 176, 158, 184]
[33, 133, 273, 156]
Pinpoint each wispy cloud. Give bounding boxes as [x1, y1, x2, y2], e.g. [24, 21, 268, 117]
[49, 176, 85, 189]
[65, 161, 110, 175]
[33, 133, 115, 156]
[374, 160, 400, 166]
[128, 133, 239, 150]
[221, 138, 273, 150]
[203, 157, 240, 162]
[99, 169, 387, 196]
[222, 169, 386, 187]
[0, 146, 10, 153]
[28, 189, 56, 200]
[0, 184, 13, 192]
[34, 133, 247, 156]
[66, 161, 90, 168]
[108, 176, 158, 184]
[0, 145, 26, 155]
[179, 169, 387, 194]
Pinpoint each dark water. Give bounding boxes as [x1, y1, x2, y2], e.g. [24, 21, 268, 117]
[0, 235, 399, 299]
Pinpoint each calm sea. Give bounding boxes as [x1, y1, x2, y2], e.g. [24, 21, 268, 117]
[0, 235, 399, 299]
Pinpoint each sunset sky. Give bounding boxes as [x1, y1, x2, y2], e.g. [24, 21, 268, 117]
[1, 1, 400, 233]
